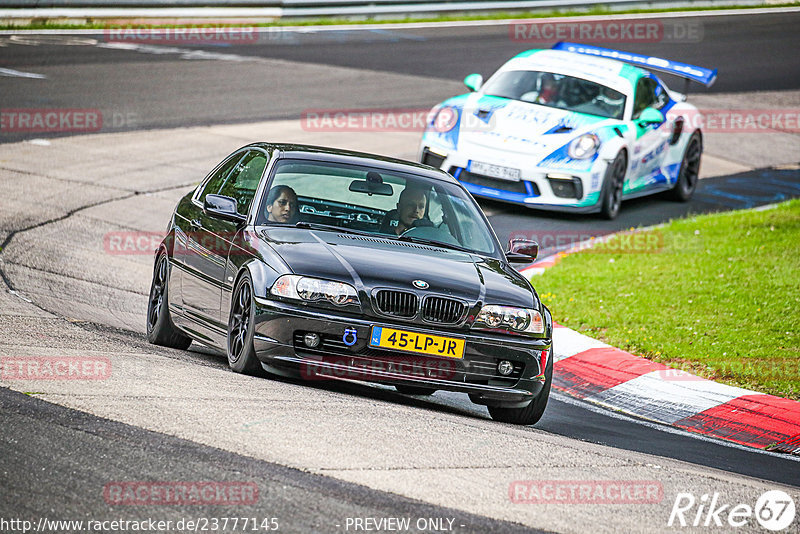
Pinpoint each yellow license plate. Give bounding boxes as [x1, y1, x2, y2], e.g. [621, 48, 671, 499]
[369, 326, 465, 359]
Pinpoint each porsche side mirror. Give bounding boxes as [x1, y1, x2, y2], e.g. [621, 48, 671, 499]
[638, 107, 665, 125]
[506, 238, 538, 263]
[204, 194, 246, 224]
[464, 73, 483, 92]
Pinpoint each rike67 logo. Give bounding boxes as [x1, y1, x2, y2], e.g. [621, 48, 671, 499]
[668, 490, 796, 531]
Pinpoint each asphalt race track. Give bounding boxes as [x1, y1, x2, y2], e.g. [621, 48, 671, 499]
[1, 9, 800, 533]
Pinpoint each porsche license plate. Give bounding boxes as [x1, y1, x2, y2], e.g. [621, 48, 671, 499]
[469, 160, 521, 181]
[369, 326, 465, 359]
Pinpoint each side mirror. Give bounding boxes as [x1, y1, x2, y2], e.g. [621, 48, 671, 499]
[506, 238, 538, 263]
[637, 107, 665, 125]
[464, 73, 483, 92]
[204, 194, 246, 224]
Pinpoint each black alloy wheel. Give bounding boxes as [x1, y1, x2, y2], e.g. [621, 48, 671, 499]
[146, 252, 192, 349]
[599, 151, 627, 220]
[227, 273, 262, 375]
[669, 133, 702, 201]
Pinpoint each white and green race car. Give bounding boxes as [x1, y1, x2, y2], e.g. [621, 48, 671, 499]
[419, 42, 717, 219]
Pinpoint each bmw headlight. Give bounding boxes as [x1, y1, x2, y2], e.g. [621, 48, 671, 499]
[473, 305, 544, 335]
[270, 275, 359, 306]
[568, 134, 600, 159]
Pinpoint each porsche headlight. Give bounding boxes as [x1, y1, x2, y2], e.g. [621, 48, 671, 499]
[568, 134, 600, 159]
[270, 275, 359, 306]
[474, 305, 544, 335]
[431, 106, 459, 133]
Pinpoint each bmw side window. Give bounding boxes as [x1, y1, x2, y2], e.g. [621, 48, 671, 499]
[197, 151, 248, 204]
[218, 151, 268, 215]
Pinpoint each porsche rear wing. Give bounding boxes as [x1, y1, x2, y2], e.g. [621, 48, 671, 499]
[552, 42, 717, 88]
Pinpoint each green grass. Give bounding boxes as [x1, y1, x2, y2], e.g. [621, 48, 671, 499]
[2, 3, 799, 30]
[537, 200, 800, 400]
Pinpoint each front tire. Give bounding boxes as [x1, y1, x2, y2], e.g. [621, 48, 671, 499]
[227, 273, 263, 375]
[599, 151, 627, 220]
[487, 349, 552, 426]
[146, 252, 192, 350]
[668, 132, 701, 202]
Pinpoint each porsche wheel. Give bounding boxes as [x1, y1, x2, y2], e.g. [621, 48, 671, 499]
[146, 252, 192, 349]
[669, 133, 702, 202]
[227, 273, 262, 375]
[599, 151, 627, 220]
[487, 350, 552, 426]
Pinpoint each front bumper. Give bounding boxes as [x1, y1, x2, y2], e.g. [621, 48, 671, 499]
[420, 142, 606, 212]
[252, 297, 551, 407]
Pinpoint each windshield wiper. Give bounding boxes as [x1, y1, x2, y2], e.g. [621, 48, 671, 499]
[293, 221, 374, 237]
[395, 234, 474, 254]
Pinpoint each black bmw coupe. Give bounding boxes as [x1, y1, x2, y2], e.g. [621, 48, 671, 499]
[147, 143, 553, 425]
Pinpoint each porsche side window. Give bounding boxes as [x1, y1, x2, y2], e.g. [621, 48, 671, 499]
[198, 151, 247, 204]
[218, 151, 268, 215]
[633, 78, 665, 118]
[653, 81, 670, 110]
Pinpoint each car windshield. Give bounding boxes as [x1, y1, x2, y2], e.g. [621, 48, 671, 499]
[482, 70, 627, 120]
[257, 159, 499, 257]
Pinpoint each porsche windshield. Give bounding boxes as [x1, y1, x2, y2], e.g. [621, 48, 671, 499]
[257, 159, 499, 257]
[482, 70, 627, 120]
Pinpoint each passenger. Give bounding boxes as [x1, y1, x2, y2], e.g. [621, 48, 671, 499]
[265, 185, 298, 224]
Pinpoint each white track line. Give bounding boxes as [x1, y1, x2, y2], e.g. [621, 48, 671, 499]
[0, 67, 47, 79]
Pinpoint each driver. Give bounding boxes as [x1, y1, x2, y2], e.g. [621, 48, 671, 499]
[380, 186, 428, 236]
[593, 86, 625, 119]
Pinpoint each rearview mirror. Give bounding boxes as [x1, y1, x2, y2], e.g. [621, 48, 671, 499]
[349, 179, 394, 196]
[637, 107, 665, 125]
[506, 238, 538, 263]
[204, 194, 246, 224]
[464, 73, 483, 92]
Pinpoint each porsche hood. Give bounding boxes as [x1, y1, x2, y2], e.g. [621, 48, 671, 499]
[424, 93, 616, 161]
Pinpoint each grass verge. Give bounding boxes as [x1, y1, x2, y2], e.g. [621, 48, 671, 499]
[537, 199, 800, 400]
[1, 3, 799, 30]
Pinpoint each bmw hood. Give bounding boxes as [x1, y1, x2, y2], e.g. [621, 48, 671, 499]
[259, 228, 536, 309]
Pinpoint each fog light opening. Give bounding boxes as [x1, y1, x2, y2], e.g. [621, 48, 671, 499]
[497, 360, 515, 376]
[303, 332, 321, 348]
